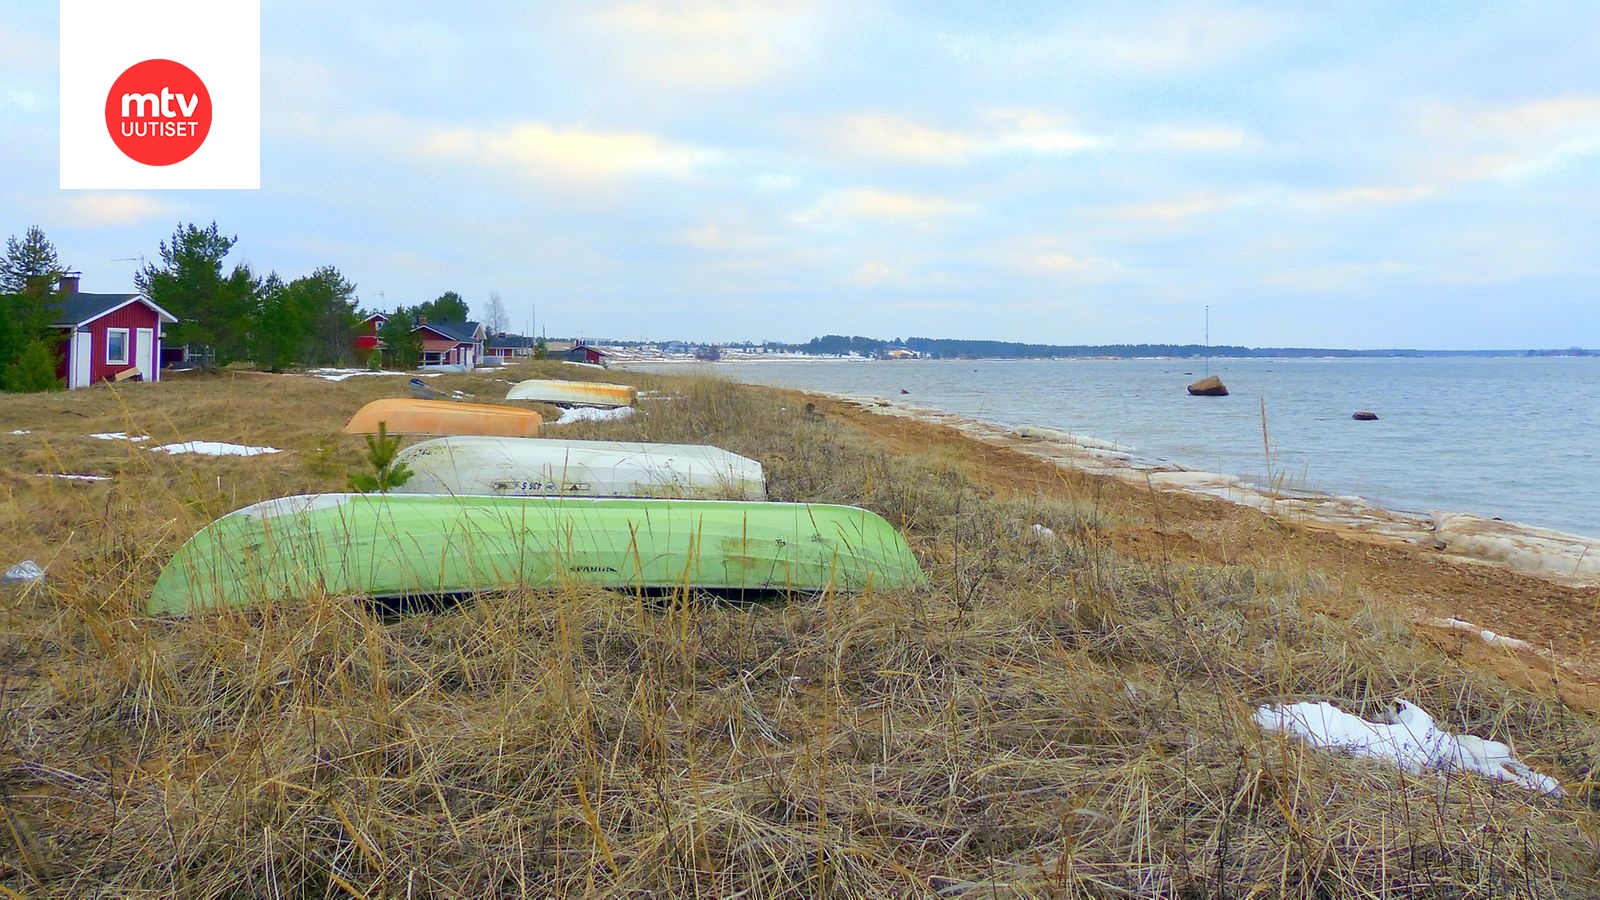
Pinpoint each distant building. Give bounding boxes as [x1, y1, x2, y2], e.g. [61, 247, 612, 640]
[566, 342, 609, 365]
[485, 333, 535, 360]
[660, 340, 691, 355]
[353, 312, 387, 364]
[693, 345, 722, 361]
[416, 318, 485, 367]
[49, 274, 178, 388]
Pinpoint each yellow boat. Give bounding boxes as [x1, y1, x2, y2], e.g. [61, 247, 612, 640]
[505, 378, 636, 408]
[344, 399, 542, 437]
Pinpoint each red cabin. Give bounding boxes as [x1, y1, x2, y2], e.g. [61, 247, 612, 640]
[50, 275, 177, 389]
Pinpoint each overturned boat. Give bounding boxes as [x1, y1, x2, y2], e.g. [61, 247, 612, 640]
[148, 494, 924, 614]
[344, 398, 541, 437]
[506, 379, 636, 408]
[394, 436, 766, 500]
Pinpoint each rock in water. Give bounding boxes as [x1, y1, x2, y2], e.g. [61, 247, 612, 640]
[1187, 375, 1228, 396]
[1353, 411, 1379, 421]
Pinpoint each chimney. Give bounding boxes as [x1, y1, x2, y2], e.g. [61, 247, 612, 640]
[417, 315, 427, 326]
[59, 272, 81, 295]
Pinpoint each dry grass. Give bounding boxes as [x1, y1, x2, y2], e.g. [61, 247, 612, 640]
[3, 363, 1600, 897]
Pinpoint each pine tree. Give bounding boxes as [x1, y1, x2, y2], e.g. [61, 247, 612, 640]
[377, 308, 423, 369]
[4, 338, 63, 392]
[1, 226, 67, 297]
[137, 222, 259, 366]
[347, 423, 414, 493]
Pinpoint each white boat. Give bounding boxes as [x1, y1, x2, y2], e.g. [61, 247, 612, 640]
[506, 379, 635, 408]
[393, 436, 767, 500]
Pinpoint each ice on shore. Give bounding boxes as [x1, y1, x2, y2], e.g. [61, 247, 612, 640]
[1012, 425, 1132, 454]
[1432, 513, 1600, 584]
[1255, 699, 1560, 796]
[555, 406, 635, 425]
[151, 441, 282, 457]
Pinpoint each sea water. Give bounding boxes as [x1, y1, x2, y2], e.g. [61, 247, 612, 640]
[650, 356, 1600, 539]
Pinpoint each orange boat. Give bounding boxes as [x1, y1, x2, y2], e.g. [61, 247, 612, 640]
[344, 399, 542, 438]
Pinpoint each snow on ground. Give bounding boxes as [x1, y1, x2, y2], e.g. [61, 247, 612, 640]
[9, 429, 29, 435]
[1255, 699, 1560, 795]
[150, 441, 282, 457]
[38, 474, 111, 482]
[1429, 617, 1532, 650]
[91, 432, 148, 442]
[555, 406, 636, 425]
[307, 368, 443, 381]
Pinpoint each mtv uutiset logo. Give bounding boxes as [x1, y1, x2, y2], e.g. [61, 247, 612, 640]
[61, 0, 258, 189]
[105, 60, 213, 166]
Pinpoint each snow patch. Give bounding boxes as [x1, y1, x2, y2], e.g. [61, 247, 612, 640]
[40, 474, 111, 482]
[151, 441, 282, 457]
[9, 429, 29, 435]
[1030, 523, 1058, 541]
[555, 406, 635, 425]
[1255, 700, 1560, 796]
[91, 432, 148, 442]
[308, 368, 444, 381]
[1429, 617, 1532, 650]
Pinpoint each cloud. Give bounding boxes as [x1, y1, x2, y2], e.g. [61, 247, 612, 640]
[1099, 191, 1243, 224]
[1136, 124, 1264, 153]
[938, 4, 1292, 77]
[421, 122, 712, 181]
[828, 188, 961, 220]
[577, 0, 824, 90]
[815, 110, 1098, 165]
[680, 222, 778, 251]
[61, 193, 173, 227]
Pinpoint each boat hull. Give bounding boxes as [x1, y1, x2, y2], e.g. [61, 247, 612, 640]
[345, 399, 542, 437]
[505, 379, 637, 407]
[148, 494, 924, 614]
[394, 436, 766, 499]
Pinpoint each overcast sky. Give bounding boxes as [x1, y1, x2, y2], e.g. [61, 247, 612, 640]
[4, 2, 1599, 348]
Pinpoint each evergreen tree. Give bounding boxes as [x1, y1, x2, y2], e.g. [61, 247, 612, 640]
[415, 290, 469, 323]
[250, 273, 302, 372]
[298, 266, 360, 365]
[377, 307, 422, 369]
[137, 222, 259, 365]
[3, 339, 63, 392]
[534, 336, 548, 360]
[348, 423, 414, 493]
[1, 226, 68, 297]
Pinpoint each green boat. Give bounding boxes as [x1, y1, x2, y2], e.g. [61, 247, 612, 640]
[148, 494, 925, 615]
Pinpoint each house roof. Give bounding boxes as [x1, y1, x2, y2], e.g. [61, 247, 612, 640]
[51, 292, 178, 328]
[415, 319, 482, 343]
[487, 333, 535, 349]
[570, 342, 609, 356]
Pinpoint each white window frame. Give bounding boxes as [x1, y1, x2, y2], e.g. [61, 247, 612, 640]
[105, 328, 130, 365]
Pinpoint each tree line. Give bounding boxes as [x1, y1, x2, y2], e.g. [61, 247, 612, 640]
[0, 222, 491, 392]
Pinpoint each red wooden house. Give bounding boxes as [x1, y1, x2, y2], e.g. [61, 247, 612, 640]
[50, 275, 177, 389]
[566, 342, 609, 365]
[353, 312, 387, 363]
[416, 318, 485, 367]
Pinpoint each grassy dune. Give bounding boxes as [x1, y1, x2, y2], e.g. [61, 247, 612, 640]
[3, 362, 1599, 896]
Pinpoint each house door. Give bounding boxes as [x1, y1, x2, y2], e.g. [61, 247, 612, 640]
[135, 328, 154, 379]
[71, 331, 92, 388]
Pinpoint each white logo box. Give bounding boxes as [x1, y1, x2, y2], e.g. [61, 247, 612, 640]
[60, 0, 259, 189]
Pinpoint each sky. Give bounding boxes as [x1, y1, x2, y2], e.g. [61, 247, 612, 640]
[3, 1, 1599, 348]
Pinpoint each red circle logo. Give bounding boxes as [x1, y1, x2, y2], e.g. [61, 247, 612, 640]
[104, 59, 212, 166]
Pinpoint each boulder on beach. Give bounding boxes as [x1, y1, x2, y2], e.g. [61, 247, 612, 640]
[1353, 411, 1379, 421]
[1186, 375, 1228, 396]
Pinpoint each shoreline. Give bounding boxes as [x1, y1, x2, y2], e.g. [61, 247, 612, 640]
[619, 359, 1600, 590]
[776, 383, 1600, 590]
